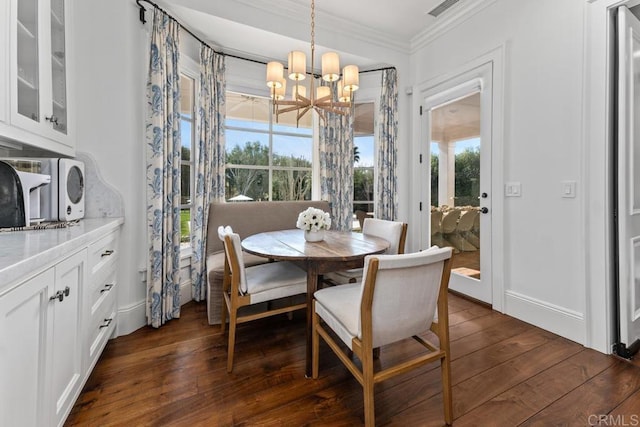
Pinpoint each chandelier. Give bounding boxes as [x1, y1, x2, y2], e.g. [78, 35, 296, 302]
[265, 0, 359, 124]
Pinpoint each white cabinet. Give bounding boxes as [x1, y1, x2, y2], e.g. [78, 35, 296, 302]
[0, 250, 84, 427]
[2, 0, 73, 153]
[85, 230, 119, 371]
[0, 221, 121, 427]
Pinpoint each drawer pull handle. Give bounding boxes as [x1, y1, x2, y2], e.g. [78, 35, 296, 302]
[100, 283, 114, 293]
[101, 249, 114, 257]
[99, 318, 113, 329]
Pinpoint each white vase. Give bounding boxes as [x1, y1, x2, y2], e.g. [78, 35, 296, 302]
[304, 229, 325, 242]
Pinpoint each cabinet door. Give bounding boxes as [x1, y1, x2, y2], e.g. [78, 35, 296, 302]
[0, 0, 8, 123]
[49, 0, 67, 136]
[0, 268, 55, 427]
[13, 0, 41, 125]
[9, 0, 71, 147]
[50, 250, 85, 427]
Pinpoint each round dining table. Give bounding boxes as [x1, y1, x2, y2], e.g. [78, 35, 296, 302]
[241, 228, 389, 377]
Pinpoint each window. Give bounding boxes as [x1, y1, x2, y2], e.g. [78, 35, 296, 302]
[353, 102, 375, 215]
[225, 92, 313, 201]
[179, 73, 195, 244]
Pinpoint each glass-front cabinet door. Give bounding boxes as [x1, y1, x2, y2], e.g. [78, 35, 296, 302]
[0, 1, 8, 124]
[10, 0, 71, 147]
[16, 0, 40, 122]
[49, 0, 67, 135]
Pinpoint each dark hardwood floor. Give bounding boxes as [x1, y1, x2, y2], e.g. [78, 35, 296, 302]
[66, 294, 640, 426]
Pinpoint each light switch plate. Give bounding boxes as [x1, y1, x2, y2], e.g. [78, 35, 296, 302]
[505, 182, 521, 197]
[562, 181, 577, 198]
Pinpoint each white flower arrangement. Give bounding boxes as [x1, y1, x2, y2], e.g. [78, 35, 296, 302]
[296, 207, 331, 232]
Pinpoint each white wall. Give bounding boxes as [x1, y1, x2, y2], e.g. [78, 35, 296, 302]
[74, 0, 148, 334]
[410, 0, 590, 344]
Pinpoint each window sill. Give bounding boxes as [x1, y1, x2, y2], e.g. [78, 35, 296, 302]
[180, 244, 192, 261]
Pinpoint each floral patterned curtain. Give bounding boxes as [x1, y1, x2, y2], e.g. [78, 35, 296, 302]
[376, 68, 398, 220]
[319, 82, 354, 231]
[145, 9, 181, 328]
[190, 45, 226, 302]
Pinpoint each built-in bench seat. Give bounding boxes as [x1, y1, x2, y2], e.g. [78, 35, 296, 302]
[205, 200, 330, 324]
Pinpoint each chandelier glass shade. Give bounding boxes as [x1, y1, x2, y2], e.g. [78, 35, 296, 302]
[265, 0, 359, 123]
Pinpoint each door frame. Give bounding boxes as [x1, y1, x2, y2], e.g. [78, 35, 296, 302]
[424, 79, 490, 303]
[411, 46, 505, 311]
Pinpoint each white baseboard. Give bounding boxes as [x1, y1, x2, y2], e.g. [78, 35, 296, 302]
[114, 280, 192, 337]
[180, 280, 192, 306]
[504, 290, 585, 344]
[116, 299, 147, 336]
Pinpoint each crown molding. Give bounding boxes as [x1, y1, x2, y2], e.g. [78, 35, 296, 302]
[410, 0, 498, 53]
[235, 0, 411, 54]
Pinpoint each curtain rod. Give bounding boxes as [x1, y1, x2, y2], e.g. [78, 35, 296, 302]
[135, 0, 396, 75]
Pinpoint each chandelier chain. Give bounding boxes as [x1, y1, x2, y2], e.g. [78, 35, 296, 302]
[311, 0, 315, 53]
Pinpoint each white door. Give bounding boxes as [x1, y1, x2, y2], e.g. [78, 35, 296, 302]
[422, 63, 493, 304]
[616, 5, 640, 356]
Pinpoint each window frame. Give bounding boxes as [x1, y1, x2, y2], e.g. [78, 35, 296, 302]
[178, 58, 199, 251]
[224, 91, 314, 202]
[353, 101, 377, 220]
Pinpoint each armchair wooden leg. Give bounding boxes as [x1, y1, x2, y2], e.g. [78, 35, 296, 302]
[441, 355, 453, 425]
[312, 304, 320, 379]
[362, 352, 375, 427]
[220, 298, 227, 334]
[227, 309, 238, 373]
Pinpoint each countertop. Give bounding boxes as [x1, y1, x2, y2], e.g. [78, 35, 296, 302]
[0, 217, 124, 296]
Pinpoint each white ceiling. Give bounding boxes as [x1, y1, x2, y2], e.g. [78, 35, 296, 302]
[281, 0, 445, 41]
[155, 0, 465, 68]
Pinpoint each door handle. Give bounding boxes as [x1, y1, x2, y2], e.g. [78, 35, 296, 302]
[50, 290, 64, 302]
[100, 283, 114, 293]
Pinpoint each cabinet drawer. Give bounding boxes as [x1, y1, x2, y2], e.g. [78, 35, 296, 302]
[87, 289, 116, 369]
[87, 231, 119, 279]
[89, 269, 116, 316]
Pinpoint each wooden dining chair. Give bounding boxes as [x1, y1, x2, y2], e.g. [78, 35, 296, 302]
[218, 226, 308, 372]
[323, 218, 408, 285]
[312, 247, 454, 426]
